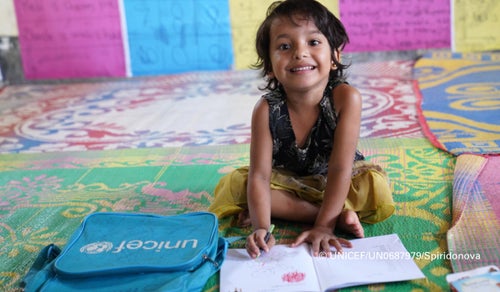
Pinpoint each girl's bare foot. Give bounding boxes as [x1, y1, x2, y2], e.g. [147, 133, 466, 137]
[337, 210, 364, 238]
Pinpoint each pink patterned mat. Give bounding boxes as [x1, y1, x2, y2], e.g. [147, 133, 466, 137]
[0, 61, 422, 153]
[479, 157, 500, 220]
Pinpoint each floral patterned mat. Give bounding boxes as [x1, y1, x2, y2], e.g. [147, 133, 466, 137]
[0, 61, 421, 154]
[0, 138, 456, 291]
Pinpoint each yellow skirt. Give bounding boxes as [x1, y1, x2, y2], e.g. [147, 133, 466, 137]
[208, 161, 395, 224]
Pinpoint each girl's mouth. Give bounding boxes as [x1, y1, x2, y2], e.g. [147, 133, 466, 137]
[290, 66, 315, 72]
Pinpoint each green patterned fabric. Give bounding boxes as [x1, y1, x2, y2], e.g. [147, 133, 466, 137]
[0, 138, 455, 291]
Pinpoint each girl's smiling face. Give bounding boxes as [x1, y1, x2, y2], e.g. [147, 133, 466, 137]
[268, 14, 336, 95]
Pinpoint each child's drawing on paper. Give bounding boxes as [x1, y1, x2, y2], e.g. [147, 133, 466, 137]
[220, 244, 320, 291]
[243, 248, 296, 277]
[281, 271, 306, 283]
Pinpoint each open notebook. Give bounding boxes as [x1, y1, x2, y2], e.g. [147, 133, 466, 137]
[220, 234, 425, 292]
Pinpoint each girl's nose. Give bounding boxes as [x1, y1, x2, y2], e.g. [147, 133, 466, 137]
[294, 44, 309, 59]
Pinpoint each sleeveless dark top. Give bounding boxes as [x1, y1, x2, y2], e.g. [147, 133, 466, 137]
[264, 80, 364, 176]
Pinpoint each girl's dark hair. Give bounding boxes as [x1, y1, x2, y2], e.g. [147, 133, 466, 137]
[252, 0, 350, 91]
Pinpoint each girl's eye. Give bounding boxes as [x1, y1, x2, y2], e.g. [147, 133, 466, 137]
[278, 43, 290, 50]
[309, 40, 320, 46]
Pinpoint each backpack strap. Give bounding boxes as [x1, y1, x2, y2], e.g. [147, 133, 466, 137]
[20, 244, 61, 290]
[224, 236, 245, 246]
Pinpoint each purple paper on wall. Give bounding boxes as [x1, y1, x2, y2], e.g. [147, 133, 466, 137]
[339, 0, 450, 52]
[14, 0, 126, 79]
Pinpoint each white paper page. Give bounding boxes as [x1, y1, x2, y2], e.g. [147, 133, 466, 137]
[313, 234, 425, 291]
[220, 243, 321, 292]
[446, 265, 499, 283]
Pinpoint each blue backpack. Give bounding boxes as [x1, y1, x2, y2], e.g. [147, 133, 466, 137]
[21, 212, 228, 292]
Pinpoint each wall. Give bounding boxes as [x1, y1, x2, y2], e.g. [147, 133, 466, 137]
[0, 0, 499, 84]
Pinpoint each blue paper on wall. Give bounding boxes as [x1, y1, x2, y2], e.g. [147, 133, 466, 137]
[123, 0, 234, 76]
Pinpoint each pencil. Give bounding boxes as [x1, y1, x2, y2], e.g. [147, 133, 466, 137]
[264, 224, 275, 244]
[256, 224, 275, 258]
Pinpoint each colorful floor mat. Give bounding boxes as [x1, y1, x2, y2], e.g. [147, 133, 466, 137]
[0, 71, 260, 153]
[414, 52, 500, 155]
[0, 138, 455, 291]
[350, 60, 423, 139]
[447, 155, 500, 273]
[0, 60, 422, 154]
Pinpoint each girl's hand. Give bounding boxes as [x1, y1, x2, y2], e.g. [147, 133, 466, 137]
[245, 228, 276, 259]
[291, 226, 352, 257]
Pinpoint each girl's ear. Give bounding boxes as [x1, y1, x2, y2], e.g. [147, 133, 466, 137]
[267, 71, 275, 79]
[335, 48, 341, 62]
[331, 49, 341, 69]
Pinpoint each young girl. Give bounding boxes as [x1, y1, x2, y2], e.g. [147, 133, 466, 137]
[209, 0, 394, 259]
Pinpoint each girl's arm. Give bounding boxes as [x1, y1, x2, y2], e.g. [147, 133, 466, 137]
[246, 97, 275, 258]
[292, 83, 362, 255]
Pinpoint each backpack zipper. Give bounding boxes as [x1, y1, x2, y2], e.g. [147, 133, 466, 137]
[202, 254, 219, 268]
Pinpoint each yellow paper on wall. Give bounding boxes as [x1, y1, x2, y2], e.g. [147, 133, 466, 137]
[0, 0, 18, 36]
[452, 0, 500, 52]
[230, 0, 339, 70]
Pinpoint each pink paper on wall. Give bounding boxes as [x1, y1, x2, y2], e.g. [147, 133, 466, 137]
[14, 0, 126, 79]
[340, 0, 450, 52]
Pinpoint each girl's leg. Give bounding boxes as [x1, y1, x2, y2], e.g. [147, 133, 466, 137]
[239, 188, 364, 238]
[235, 189, 318, 227]
[270, 189, 319, 223]
[271, 189, 364, 238]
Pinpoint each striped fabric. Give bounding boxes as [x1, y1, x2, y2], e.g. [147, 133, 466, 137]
[447, 155, 500, 272]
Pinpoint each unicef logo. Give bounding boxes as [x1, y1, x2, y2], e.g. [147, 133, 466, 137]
[78, 239, 198, 254]
[80, 241, 113, 254]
